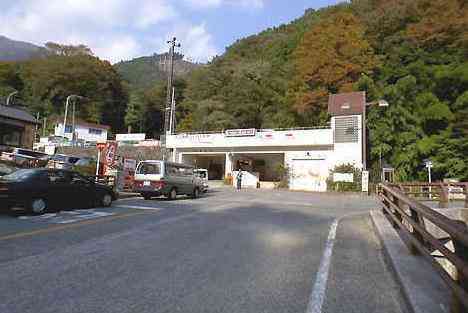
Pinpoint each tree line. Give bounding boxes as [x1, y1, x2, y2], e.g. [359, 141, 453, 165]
[1, 0, 467, 182]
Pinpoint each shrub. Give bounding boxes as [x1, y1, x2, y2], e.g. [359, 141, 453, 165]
[274, 164, 291, 189]
[327, 163, 362, 192]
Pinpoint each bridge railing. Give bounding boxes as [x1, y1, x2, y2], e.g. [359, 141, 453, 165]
[378, 183, 468, 312]
[388, 182, 468, 208]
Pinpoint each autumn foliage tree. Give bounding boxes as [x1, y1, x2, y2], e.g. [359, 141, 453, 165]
[292, 11, 379, 120]
[406, 0, 468, 51]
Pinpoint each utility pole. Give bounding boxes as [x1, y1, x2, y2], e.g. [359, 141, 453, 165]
[42, 117, 47, 137]
[33, 112, 40, 144]
[162, 37, 180, 160]
[169, 87, 176, 134]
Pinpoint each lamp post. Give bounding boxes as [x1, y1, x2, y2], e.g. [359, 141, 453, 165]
[6, 90, 18, 106]
[424, 159, 433, 199]
[63, 95, 84, 143]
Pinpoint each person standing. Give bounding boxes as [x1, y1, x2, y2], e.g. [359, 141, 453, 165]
[236, 169, 243, 191]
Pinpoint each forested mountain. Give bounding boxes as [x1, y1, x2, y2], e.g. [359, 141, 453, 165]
[114, 53, 200, 90]
[175, 0, 468, 182]
[0, 43, 128, 133]
[0, 36, 47, 61]
[0, 0, 467, 182]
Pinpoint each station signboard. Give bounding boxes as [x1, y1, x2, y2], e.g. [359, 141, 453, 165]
[225, 128, 256, 137]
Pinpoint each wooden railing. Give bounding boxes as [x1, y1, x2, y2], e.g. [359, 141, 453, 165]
[390, 182, 468, 208]
[378, 183, 468, 312]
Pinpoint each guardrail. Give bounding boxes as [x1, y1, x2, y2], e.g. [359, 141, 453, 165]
[378, 183, 468, 312]
[391, 182, 468, 208]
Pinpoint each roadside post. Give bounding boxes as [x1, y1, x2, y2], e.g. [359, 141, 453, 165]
[362, 170, 369, 194]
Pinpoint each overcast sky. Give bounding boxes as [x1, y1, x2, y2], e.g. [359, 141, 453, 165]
[0, 0, 343, 63]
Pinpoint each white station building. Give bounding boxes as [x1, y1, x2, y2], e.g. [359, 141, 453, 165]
[166, 92, 366, 192]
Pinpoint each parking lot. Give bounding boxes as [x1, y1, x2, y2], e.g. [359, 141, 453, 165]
[0, 188, 408, 313]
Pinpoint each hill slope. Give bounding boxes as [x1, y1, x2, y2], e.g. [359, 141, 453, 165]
[114, 53, 200, 90]
[0, 36, 47, 61]
[178, 0, 468, 182]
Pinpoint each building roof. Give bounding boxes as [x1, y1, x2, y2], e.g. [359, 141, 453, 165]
[52, 116, 111, 130]
[328, 91, 366, 116]
[0, 104, 37, 124]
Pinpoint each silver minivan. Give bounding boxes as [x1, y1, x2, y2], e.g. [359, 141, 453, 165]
[133, 160, 202, 200]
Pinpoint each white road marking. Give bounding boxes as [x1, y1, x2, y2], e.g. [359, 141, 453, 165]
[54, 211, 114, 224]
[18, 213, 57, 220]
[114, 205, 162, 211]
[17, 210, 115, 224]
[306, 219, 339, 313]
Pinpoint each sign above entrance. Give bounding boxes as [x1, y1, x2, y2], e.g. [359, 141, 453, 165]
[225, 128, 256, 137]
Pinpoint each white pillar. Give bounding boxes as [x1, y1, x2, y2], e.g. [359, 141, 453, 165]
[225, 152, 233, 178]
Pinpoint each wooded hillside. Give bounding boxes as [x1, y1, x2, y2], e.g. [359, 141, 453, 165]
[0, 0, 467, 182]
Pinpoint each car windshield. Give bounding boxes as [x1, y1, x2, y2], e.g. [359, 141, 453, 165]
[52, 155, 68, 162]
[194, 171, 207, 179]
[75, 158, 92, 166]
[137, 162, 161, 175]
[1, 169, 38, 181]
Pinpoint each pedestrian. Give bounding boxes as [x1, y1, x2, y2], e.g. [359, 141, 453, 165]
[236, 169, 243, 191]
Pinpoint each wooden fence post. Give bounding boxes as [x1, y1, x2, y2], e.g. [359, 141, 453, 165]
[451, 220, 468, 313]
[409, 207, 424, 255]
[439, 182, 449, 209]
[464, 183, 468, 209]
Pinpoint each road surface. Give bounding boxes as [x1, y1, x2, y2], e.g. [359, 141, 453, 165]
[0, 188, 408, 313]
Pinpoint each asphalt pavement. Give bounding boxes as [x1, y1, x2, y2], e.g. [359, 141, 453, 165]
[0, 188, 408, 313]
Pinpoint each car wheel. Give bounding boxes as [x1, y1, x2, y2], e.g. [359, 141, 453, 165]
[30, 198, 47, 215]
[101, 193, 113, 207]
[192, 188, 200, 199]
[167, 188, 177, 200]
[142, 193, 152, 200]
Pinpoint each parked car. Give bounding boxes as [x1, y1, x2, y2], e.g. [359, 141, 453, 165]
[0, 163, 17, 177]
[133, 160, 203, 200]
[1, 148, 50, 168]
[194, 168, 209, 193]
[0, 168, 117, 214]
[47, 154, 81, 170]
[74, 157, 94, 167]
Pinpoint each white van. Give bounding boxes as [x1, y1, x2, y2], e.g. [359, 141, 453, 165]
[133, 160, 202, 200]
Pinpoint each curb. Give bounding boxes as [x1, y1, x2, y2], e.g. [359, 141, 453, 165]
[370, 210, 451, 313]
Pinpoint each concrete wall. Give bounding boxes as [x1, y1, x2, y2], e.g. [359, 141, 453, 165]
[167, 128, 333, 149]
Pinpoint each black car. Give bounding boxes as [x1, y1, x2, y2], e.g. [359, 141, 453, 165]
[0, 168, 117, 214]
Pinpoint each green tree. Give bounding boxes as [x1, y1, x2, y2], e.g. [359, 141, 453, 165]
[20, 55, 128, 131]
[45, 42, 94, 56]
[124, 92, 144, 133]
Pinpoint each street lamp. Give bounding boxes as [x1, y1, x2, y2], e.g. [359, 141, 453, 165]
[6, 90, 18, 106]
[63, 95, 84, 143]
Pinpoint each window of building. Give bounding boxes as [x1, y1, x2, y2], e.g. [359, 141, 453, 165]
[89, 128, 103, 135]
[334, 116, 359, 143]
[64, 125, 73, 133]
